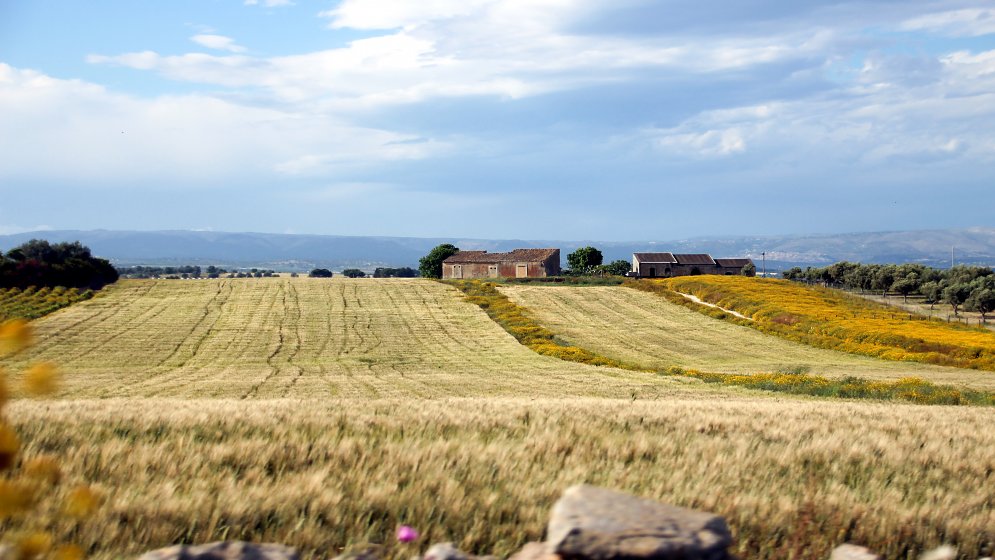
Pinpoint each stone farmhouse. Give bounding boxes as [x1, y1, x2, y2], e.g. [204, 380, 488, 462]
[442, 249, 561, 279]
[631, 253, 754, 278]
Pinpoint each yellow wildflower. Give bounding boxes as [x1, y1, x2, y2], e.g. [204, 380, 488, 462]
[63, 486, 101, 519]
[0, 422, 20, 470]
[23, 363, 59, 397]
[0, 319, 33, 355]
[16, 531, 53, 559]
[23, 455, 61, 485]
[53, 544, 85, 560]
[0, 480, 37, 517]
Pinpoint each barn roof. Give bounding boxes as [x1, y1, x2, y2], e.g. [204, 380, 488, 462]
[633, 252, 677, 263]
[443, 248, 559, 264]
[673, 254, 716, 265]
[715, 258, 753, 268]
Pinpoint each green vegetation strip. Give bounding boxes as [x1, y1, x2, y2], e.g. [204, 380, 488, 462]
[450, 280, 995, 406]
[449, 280, 631, 368]
[0, 286, 94, 322]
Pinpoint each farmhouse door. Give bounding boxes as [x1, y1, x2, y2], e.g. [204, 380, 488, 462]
[488, 265, 498, 278]
[453, 265, 463, 279]
[516, 263, 528, 278]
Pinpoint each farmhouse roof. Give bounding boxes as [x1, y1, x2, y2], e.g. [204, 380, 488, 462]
[714, 258, 753, 268]
[443, 248, 559, 264]
[673, 254, 716, 266]
[633, 252, 677, 263]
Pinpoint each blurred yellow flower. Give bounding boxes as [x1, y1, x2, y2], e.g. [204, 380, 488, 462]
[53, 544, 85, 560]
[0, 480, 37, 518]
[63, 486, 100, 519]
[0, 368, 9, 409]
[0, 319, 33, 355]
[0, 422, 21, 471]
[16, 531, 53, 558]
[23, 363, 59, 397]
[23, 456, 61, 486]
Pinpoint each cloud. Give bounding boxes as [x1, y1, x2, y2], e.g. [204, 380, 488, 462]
[900, 8, 995, 37]
[244, 0, 294, 7]
[0, 64, 446, 186]
[190, 34, 246, 53]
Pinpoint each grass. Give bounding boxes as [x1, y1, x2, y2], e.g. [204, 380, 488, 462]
[630, 276, 995, 371]
[2, 278, 692, 399]
[448, 280, 630, 368]
[4, 278, 995, 559]
[499, 285, 995, 390]
[0, 286, 93, 322]
[7, 397, 995, 560]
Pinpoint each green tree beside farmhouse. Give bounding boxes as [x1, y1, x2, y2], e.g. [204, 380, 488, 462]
[596, 260, 631, 276]
[419, 244, 460, 278]
[566, 246, 603, 275]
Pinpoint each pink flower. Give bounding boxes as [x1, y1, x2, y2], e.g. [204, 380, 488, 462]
[396, 525, 419, 543]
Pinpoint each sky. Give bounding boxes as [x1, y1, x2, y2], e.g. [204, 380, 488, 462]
[1, 0, 994, 241]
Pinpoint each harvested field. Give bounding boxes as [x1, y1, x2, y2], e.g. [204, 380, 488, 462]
[4, 278, 993, 560]
[500, 285, 993, 389]
[9, 397, 994, 560]
[4, 279, 694, 399]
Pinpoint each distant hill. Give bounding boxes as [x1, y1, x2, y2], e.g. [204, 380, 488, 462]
[1, 228, 993, 272]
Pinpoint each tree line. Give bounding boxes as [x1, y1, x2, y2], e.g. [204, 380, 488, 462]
[782, 262, 995, 321]
[0, 239, 118, 290]
[119, 265, 276, 279]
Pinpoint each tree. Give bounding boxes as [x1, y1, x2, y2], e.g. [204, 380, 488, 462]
[0, 239, 118, 290]
[891, 274, 919, 303]
[943, 283, 972, 316]
[341, 268, 366, 278]
[595, 260, 630, 276]
[741, 262, 756, 276]
[309, 268, 333, 278]
[419, 244, 459, 278]
[965, 287, 995, 323]
[781, 267, 803, 280]
[919, 281, 943, 310]
[566, 246, 603, 275]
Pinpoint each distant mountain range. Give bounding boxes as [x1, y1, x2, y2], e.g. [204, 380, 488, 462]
[1, 228, 993, 272]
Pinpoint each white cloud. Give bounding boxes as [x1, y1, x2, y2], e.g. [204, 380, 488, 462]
[900, 8, 995, 37]
[244, 0, 294, 7]
[320, 0, 494, 30]
[654, 128, 747, 157]
[0, 64, 446, 186]
[190, 34, 246, 53]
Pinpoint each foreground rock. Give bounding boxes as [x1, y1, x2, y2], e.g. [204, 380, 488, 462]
[546, 485, 733, 560]
[830, 544, 880, 560]
[137, 541, 299, 560]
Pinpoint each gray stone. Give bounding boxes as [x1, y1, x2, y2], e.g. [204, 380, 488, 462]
[333, 544, 384, 560]
[919, 546, 956, 560]
[507, 542, 557, 560]
[829, 544, 880, 560]
[423, 543, 468, 560]
[546, 485, 733, 560]
[137, 541, 299, 560]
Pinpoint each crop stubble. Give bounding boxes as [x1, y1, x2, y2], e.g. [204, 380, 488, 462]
[6, 279, 698, 399]
[500, 285, 994, 389]
[8, 397, 994, 560]
[3, 278, 993, 560]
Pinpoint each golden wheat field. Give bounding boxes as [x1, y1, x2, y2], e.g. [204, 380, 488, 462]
[499, 285, 993, 388]
[3, 278, 994, 560]
[9, 397, 995, 560]
[5, 278, 696, 399]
